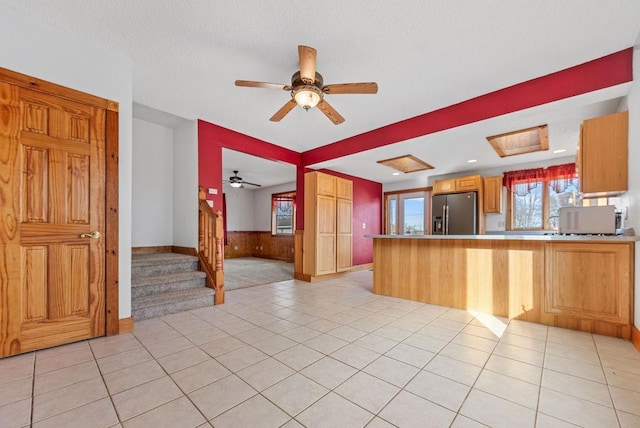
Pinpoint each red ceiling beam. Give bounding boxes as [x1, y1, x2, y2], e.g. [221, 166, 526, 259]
[301, 47, 634, 166]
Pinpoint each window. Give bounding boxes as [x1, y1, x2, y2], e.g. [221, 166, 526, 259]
[505, 163, 578, 230]
[271, 192, 295, 235]
[384, 189, 431, 235]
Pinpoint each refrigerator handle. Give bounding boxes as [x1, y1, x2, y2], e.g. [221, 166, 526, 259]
[444, 204, 449, 235]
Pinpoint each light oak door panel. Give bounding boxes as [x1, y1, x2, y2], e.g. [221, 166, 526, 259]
[336, 198, 352, 272]
[0, 83, 106, 357]
[545, 243, 631, 324]
[316, 196, 336, 275]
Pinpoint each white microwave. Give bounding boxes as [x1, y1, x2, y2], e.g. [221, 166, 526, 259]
[558, 206, 616, 235]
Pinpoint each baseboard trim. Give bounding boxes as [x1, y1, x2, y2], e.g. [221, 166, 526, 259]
[632, 325, 640, 353]
[172, 246, 198, 256]
[294, 264, 374, 283]
[131, 246, 172, 255]
[118, 317, 134, 334]
[351, 263, 373, 272]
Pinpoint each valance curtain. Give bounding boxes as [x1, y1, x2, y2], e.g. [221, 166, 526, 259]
[503, 163, 576, 196]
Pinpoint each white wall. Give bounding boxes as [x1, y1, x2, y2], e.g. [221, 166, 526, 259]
[224, 187, 255, 231]
[0, 5, 134, 318]
[132, 119, 174, 247]
[253, 182, 297, 231]
[173, 120, 199, 249]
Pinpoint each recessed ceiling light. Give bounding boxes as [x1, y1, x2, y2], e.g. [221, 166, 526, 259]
[392, 172, 401, 176]
[467, 159, 478, 163]
[552, 148, 567, 154]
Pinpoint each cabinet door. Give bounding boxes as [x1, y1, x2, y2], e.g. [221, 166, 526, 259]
[545, 243, 631, 324]
[316, 173, 336, 197]
[336, 198, 352, 272]
[456, 175, 480, 192]
[483, 176, 503, 213]
[336, 178, 353, 200]
[316, 195, 336, 275]
[580, 111, 628, 195]
[432, 179, 455, 195]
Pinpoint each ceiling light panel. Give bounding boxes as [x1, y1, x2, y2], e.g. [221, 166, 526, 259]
[486, 125, 549, 157]
[377, 155, 434, 173]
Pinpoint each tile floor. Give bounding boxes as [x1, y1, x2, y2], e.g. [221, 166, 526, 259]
[2, 270, 640, 428]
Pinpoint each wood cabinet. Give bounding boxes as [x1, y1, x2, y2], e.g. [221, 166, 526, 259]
[432, 175, 481, 195]
[544, 242, 632, 326]
[483, 176, 503, 213]
[372, 236, 634, 339]
[432, 179, 455, 195]
[303, 172, 353, 279]
[578, 111, 628, 196]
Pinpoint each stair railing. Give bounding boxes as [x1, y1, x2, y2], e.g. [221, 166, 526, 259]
[198, 186, 225, 304]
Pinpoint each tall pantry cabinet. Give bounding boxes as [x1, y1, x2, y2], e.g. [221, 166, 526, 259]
[303, 171, 353, 279]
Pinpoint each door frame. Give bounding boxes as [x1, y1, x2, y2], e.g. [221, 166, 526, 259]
[0, 67, 121, 336]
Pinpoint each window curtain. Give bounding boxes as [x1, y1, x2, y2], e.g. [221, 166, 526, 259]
[546, 163, 578, 193]
[503, 163, 576, 196]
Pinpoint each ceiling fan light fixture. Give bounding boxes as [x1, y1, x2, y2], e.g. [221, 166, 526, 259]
[230, 182, 242, 188]
[293, 85, 322, 110]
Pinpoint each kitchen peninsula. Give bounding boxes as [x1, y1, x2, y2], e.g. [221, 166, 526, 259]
[369, 234, 637, 339]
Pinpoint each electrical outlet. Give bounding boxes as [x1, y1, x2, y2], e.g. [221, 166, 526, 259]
[362, 223, 366, 229]
[260, 246, 263, 250]
[255, 246, 259, 250]
[234, 245, 238, 250]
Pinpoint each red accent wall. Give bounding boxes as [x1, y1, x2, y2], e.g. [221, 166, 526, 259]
[318, 169, 382, 266]
[198, 120, 301, 210]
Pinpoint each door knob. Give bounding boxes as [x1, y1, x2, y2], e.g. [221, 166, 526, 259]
[80, 231, 101, 239]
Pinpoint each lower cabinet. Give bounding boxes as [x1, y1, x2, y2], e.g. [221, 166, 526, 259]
[544, 242, 632, 328]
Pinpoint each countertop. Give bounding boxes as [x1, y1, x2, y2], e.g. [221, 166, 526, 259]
[365, 234, 640, 242]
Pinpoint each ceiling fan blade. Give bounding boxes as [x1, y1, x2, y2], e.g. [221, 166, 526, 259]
[270, 99, 297, 122]
[317, 99, 345, 125]
[235, 80, 291, 91]
[298, 45, 317, 84]
[242, 181, 262, 188]
[323, 82, 378, 94]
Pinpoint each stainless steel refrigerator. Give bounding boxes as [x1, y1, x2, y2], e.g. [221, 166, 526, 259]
[432, 192, 477, 235]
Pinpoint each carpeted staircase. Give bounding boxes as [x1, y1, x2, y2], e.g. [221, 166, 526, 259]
[131, 252, 214, 321]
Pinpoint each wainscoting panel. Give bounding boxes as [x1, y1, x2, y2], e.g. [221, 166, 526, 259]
[225, 231, 294, 262]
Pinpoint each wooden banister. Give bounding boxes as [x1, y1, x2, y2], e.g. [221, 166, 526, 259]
[198, 186, 225, 304]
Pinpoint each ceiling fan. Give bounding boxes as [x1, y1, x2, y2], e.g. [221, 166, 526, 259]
[223, 170, 262, 188]
[235, 45, 378, 125]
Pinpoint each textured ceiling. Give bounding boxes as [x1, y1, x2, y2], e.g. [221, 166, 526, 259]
[3, 1, 640, 186]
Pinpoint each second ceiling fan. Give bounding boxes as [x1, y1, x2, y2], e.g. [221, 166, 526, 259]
[235, 45, 378, 124]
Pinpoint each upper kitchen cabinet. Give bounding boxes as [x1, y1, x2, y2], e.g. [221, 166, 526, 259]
[483, 176, 503, 214]
[577, 111, 628, 197]
[432, 175, 481, 195]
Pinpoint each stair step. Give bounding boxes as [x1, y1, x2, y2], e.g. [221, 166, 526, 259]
[131, 271, 207, 298]
[131, 253, 198, 278]
[132, 288, 214, 321]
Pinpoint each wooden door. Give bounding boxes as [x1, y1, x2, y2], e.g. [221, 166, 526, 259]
[315, 195, 336, 275]
[0, 83, 106, 357]
[336, 198, 352, 272]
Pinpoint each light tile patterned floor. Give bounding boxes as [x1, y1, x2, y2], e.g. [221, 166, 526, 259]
[2, 270, 640, 427]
